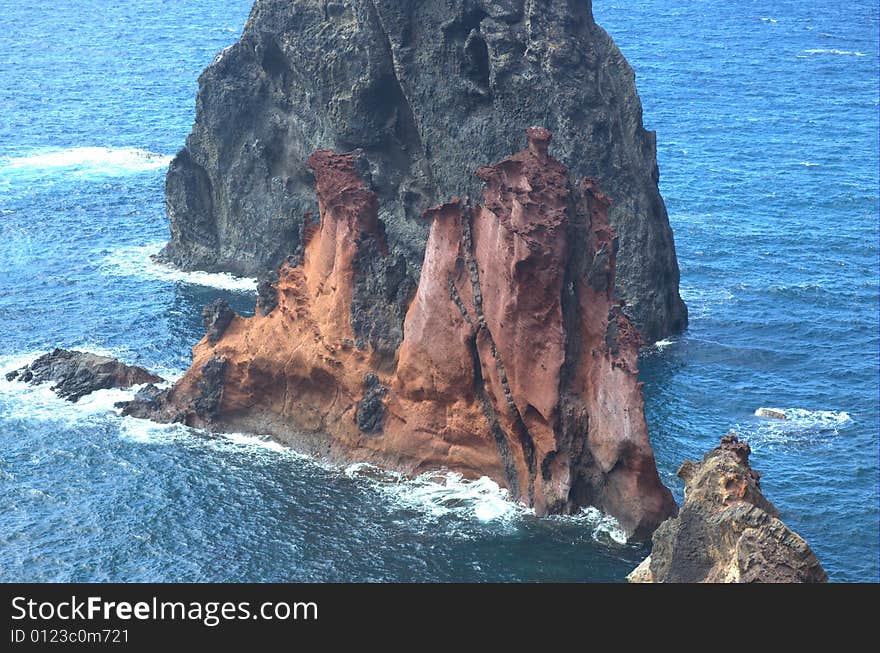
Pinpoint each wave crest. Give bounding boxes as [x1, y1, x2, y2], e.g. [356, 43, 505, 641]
[741, 407, 853, 446]
[0, 147, 172, 178]
[799, 48, 866, 57]
[345, 465, 519, 523]
[101, 243, 258, 292]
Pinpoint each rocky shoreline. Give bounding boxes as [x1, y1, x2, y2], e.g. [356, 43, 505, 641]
[5, 134, 829, 579]
[7, 350, 828, 581]
[120, 129, 677, 538]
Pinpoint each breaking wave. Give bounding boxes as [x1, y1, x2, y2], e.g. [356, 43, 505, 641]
[549, 507, 630, 546]
[101, 243, 258, 293]
[740, 407, 853, 446]
[650, 338, 676, 353]
[344, 463, 632, 544]
[0, 351, 152, 424]
[0, 147, 172, 178]
[799, 49, 867, 57]
[345, 464, 520, 523]
[1, 349, 633, 546]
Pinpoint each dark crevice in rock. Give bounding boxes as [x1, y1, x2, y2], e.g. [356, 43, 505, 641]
[259, 37, 288, 78]
[257, 270, 280, 316]
[202, 299, 235, 345]
[553, 194, 591, 512]
[355, 372, 387, 434]
[351, 224, 415, 358]
[194, 357, 227, 420]
[466, 328, 519, 498]
[463, 27, 491, 98]
[461, 205, 537, 503]
[446, 226, 518, 496]
[447, 275, 473, 328]
[363, 0, 430, 190]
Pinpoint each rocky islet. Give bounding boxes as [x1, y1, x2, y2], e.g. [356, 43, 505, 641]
[159, 0, 687, 345]
[123, 129, 677, 538]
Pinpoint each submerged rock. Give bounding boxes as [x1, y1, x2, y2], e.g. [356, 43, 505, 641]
[755, 407, 789, 420]
[6, 349, 163, 402]
[628, 435, 827, 583]
[136, 130, 676, 539]
[159, 0, 687, 344]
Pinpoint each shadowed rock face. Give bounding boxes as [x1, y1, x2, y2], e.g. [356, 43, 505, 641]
[628, 435, 828, 582]
[135, 130, 676, 539]
[202, 299, 236, 345]
[160, 0, 687, 344]
[5, 349, 163, 402]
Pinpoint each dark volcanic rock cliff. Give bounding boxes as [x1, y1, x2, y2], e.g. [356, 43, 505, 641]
[135, 130, 676, 538]
[628, 435, 827, 583]
[160, 0, 687, 344]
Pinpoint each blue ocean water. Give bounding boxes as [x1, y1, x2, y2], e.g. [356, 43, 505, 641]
[0, 0, 876, 582]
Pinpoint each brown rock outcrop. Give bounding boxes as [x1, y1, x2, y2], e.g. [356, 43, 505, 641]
[628, 435, 828, 582]
[127, 129, 675, 539]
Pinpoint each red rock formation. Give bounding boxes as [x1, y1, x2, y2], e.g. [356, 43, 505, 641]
[129, 129, 676, 539]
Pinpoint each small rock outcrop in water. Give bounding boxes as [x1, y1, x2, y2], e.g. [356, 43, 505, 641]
[755, 407, 788, 420]
[628, 435, 827, 582]
[131, 130, 676, 539]
[5, 349, 163, 402]
[159, 0, 687, 344]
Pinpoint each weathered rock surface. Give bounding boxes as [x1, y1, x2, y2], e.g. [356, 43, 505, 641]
[140, 130, 676, 538]
[628, 435, 827, 582]
[202, 299, 236, 345]
[160, 0, 687, 344]
[5, 349, 163, 402]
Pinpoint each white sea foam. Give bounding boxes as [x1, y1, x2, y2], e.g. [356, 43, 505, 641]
[344, 463, 632, 542]
[769, 408, 851, 428]
[651, 338, 676, 352]
[740, 407, 853, 446]
[214, 45, 233, 64]
[800, 161, 820, 167]
[561, 507, 629, 545]
[0, 353, 297, 458]
[0, 351, 151, 423]
[799, 49, 866, 57]
[101, 243, 258, 292]
[2, 350, 632, 542]
[345, 464, 520, 523]
[0, 147, 172, 178]
[116, 419, 299, 458]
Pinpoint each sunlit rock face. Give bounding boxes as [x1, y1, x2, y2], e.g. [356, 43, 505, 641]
[628, 435, 828, 582]
[132, 130, 676, 540]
